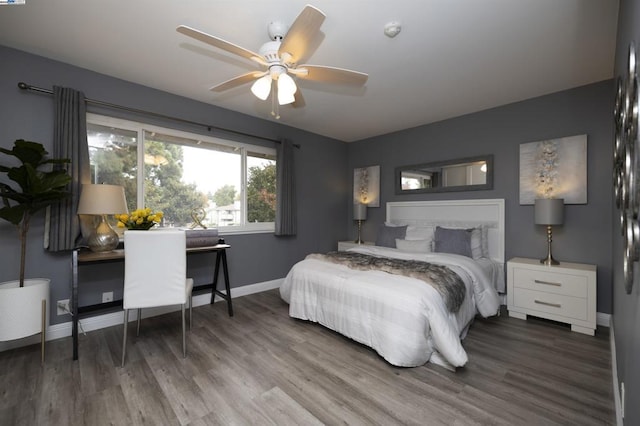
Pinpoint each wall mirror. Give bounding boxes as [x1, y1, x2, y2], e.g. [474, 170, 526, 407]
[395, 155, 493, 194]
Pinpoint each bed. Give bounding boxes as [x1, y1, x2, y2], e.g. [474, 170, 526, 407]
[280, 199, 505, 369]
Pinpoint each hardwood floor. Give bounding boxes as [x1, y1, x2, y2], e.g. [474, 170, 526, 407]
[0, 289, 615, 425]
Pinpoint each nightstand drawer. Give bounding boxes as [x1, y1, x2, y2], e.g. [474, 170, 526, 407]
[512, 268, 588, 298]
[513, 288, 588, 321]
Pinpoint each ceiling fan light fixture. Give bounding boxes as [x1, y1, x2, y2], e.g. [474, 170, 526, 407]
[278, 72, 296, 94]
[251, 75, 272, 100]
[277, 73, 296, 105]
[278, 88, 296, 105]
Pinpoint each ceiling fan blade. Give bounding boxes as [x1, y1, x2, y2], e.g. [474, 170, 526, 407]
[177, 25, 267, 65]
[295, 65, 368, 85]
[278, 5, 325, 64]
[210, 71, 266, 92]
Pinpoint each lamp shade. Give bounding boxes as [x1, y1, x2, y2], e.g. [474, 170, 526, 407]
[534, 198, 564, 225]
[251, 75, 272, 100]
[277, 86, 296, 105]
[77, 184, 128, 215]
[277, 73, 297, 105]
[354, 203, 367, 221]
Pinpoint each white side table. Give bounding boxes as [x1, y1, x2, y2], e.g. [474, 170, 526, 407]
[337, 241, 374, 251]
[506, 257, 597, 336]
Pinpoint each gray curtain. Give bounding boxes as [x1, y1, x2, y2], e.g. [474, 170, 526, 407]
[275, 139, 297, 236]
[46, 86, 90, 251]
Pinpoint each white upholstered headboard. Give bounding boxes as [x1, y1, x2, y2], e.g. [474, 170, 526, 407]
[386, 199, 505, 263]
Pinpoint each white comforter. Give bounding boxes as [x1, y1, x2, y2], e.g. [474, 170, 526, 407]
[280, 246, 500, 369]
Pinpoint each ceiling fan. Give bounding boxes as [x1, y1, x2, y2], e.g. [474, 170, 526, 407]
[177, 4, 368, 118]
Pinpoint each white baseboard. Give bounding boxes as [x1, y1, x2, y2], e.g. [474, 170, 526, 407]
[610, 318, 623, 426]
[0, 278, 284, 353]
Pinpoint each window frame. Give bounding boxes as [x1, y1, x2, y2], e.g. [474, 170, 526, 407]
[87, 113, 276, 235]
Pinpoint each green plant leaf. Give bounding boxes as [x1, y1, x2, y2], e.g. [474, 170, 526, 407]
[0, 139, 71, 226]
[9, 140, 47, 165]
[0, 205, 26, 225]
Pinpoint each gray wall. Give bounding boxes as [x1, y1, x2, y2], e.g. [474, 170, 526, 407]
[612, 0, 640, 424]
[0, 45, 349, 326]
[347, 80, 614, 314]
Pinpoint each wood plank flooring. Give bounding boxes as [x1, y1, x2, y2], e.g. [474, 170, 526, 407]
[0, 289, 615, 425]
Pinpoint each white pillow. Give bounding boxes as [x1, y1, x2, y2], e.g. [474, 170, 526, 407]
[481, 224, 489, 258]
[395, 238, 432, 253]
[470, 228, 483, 259]
[406, 225, 434, 241]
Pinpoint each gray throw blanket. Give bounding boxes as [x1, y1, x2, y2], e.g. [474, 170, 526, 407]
[306, 251, 466, 313]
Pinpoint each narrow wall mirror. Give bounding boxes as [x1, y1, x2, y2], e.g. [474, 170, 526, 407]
[395, 155, 493, 194]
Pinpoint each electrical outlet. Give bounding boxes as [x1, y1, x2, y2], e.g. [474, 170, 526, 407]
[102, 291, 113, 303]
[57, 299, 70, 315]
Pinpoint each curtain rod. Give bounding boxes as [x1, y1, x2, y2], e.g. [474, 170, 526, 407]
[18, 82, 298, 147]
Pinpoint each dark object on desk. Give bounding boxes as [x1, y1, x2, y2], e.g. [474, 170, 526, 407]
[71, 243, 232, 361]
[185, 228, 219, 248]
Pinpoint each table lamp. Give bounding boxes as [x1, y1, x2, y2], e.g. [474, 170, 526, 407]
[535, 198, 564, 265]
[354, 203, 367, 244]
[77, 184, 128, 252]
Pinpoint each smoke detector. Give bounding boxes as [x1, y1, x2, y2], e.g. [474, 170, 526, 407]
[384, 22, 401, 38]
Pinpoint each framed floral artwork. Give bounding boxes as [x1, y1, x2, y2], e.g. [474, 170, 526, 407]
[519, 134, 587, 205]
[353, 165, 380, 207]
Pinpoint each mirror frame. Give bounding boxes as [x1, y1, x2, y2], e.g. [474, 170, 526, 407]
[395, 155, 494, 194]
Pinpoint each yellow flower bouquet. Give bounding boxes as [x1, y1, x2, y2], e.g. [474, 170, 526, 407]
[116, 208, 163, 230]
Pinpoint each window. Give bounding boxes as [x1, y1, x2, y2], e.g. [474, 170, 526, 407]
[87, 114, 277, 233]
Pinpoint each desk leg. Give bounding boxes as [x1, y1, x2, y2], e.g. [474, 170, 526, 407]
[72, 250, 79, 361]
[221, 250, 233, 317]
[210, 249, 233, 317]
[210, 252, 221, 305]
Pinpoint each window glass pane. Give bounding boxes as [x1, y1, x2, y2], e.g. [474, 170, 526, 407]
[143, 130, 241, 228]
[247, 151, 276, 223]
[87, 123, 137, 212]
[87, 115, 276, 233]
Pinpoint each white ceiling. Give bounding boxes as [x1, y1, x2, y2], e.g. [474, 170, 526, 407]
[0, 0, 619, 142]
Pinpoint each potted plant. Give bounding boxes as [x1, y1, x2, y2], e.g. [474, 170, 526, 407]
[0, 139, 71, 357]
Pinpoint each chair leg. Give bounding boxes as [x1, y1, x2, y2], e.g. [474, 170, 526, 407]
[181, 304, 186, 358]
[189, 294, 193, 331]
[136, 308, 142, 336]
[121, 309, 129, 367]
[41, 299, 46, 366]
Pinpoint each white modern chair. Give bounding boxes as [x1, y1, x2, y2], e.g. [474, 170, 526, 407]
[121, 229, 193, 367]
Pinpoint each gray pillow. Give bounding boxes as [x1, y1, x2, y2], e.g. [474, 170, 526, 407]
[375, 224, 407, 248]
[434, 226, 472, 257]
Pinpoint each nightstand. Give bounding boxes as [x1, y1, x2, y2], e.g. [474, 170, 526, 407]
[506, 257, 597, 336]
[337, 241, 374, 251]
